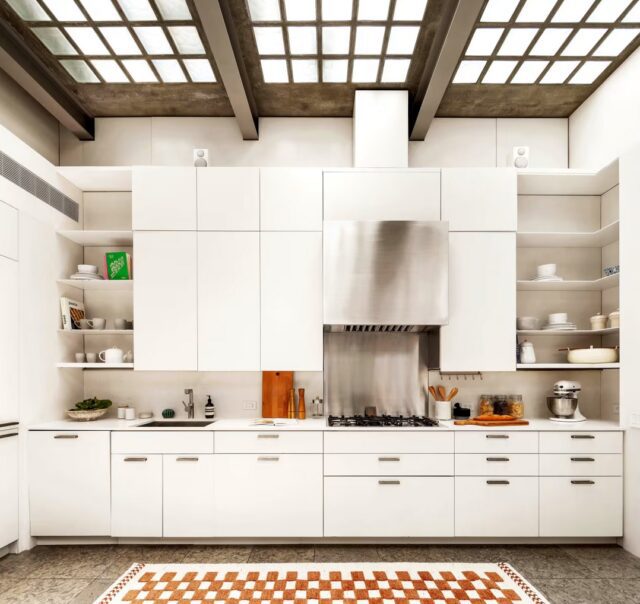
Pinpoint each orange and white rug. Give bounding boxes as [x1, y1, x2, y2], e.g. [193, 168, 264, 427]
[96, 562, 549, 603]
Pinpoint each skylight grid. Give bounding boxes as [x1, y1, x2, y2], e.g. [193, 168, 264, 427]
[455, 0, 640, 86]
[248, 0, 427, 84]
[6, 0, 217, 85]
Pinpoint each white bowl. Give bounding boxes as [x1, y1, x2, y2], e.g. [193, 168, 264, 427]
[517, 316, 539, 330]
[548, 312, 568, 325]
[77, 264, 98, 274]
[537, 263, 557, 278]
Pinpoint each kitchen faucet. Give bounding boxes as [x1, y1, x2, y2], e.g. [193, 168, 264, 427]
[182, 388, 194, 419]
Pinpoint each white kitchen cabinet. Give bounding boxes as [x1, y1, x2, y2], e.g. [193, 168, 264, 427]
[0, 200, 18, 259]
[212, 454, 323, 537]
[0, 256, 18, 422]
[324, 431, 454, 454]
[260, 232, 322, 370]
[215, 431, 323, 453]
[442, 168, 517, 231]
[540, 477, 623, 537]
[539, 431, 622, 454]
[132, 167, 196, 230]
[0, 430, 18, 547]
[323, 171, 440, 221]
[539, 453, 622, 476]
[440, 232, 516, 372]
[455, 477, 538, 537]
[324, 453, 454, 476]
[29, 431, 110, 536]
[260, 169, 322, 231]
[324, 477, 454, 537]
[455, 431, 538, 454]
[197, 168, 259, 231]
[198, 232, 260, 370]
[111, 454, 162, 537]
[455, 454, 538, 476]
[134, 231, 197, 371]
[163, 454, 215, 537]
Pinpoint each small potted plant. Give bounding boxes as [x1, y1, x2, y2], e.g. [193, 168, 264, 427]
[67, 397, 112, 421]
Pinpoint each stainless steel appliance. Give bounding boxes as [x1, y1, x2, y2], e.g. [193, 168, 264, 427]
[547, 380, 586, 422]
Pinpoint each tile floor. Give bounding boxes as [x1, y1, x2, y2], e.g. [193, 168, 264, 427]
[0, 543, 638, 603]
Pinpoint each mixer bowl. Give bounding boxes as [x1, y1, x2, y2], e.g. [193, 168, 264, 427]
[547, 397, 578, 418]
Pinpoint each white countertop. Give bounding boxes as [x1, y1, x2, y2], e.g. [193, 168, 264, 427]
[28, 417, 623, 432]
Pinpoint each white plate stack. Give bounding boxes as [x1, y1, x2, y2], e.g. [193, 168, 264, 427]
[543, 312, 576, 331]
[534, 263, 563, 282]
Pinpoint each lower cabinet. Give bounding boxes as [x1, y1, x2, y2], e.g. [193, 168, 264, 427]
[29, 431, 111, 536]
[0, 431, 18, 547]
[212, 454, 323, 537]
[324, 477, 454, 537]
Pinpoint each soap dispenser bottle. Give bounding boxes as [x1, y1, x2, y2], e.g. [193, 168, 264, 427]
[205, 395, 215, 419]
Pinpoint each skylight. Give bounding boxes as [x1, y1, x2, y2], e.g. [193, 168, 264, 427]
[6, 0, 219, 85]
[249, 0, 427, 83]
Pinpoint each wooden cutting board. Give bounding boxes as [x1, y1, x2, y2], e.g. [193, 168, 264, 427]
[262, 371, 293, 418]
[454, 419, 530, 426]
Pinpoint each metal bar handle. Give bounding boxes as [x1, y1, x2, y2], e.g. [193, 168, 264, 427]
[378, 457, 400, 462]
[487, 480, 510, 485]
[54, 434, 78, 439]
[124, 457, 147, 462]
[257, 434, 279, 439]
[571, 434, 595, 439]
[177, 457, 199, 462]
[0, 433, 18, 439]
[571, 457, 595, 462]
[486, 434, 509, 439]
[571, 480, 595, 485]
[378, 480, 401, 485]
[486, 457, 510, 462]
[258, 456, 279, 461]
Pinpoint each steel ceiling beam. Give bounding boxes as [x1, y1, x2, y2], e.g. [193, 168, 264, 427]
[194, 0, 259, 140]
[0, 18, 94, 140]
[410, 0, 484, 141]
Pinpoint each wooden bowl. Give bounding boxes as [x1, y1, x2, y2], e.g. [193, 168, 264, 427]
[66, 408, 109, 421]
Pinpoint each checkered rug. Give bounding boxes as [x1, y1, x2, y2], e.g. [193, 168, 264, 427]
[96, 562, 549, 603]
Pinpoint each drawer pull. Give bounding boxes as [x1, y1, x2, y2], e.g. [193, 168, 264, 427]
[571, 434, 595, 439]
[0, 433, 18, 439]
[571, 480, 595, 485]
[177, 457, 199, 462]
[487, 480, 510, 485]
[486, 457, 510, 462]
[124, 457, 147, 462]
[378, 480, 401, 485]
[54, 434, 78, 439]
[571, 457, 595, 462]
[258, 456, 279, 461]
[486, 434, 509, 439]
[378, 457, 400, 462]
[258, 434, 279, 439]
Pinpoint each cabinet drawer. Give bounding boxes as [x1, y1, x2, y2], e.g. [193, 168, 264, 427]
[540, 477, 622, 537]
[455, 432, 538, 454]
[324, 477, 454, 537]
[539, 432, 622, 454]
[215, 431, 322, 453]
[455, 477, 538, 537]
[324, 431, 453, 454]
[112, 431, 214, 454]
[455, 454, 538, 476]
[539, 454, 622, 476]
[324, 453, 453, 476]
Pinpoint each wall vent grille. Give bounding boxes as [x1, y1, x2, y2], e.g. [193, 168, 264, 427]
[0, 151, 78, 221]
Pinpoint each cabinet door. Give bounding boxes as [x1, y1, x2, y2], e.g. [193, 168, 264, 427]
[440, 233, 516, 372]
[0, 200, 18, 259]
[0, 431, 18, 547]
[212, 454, 323, 537]
[323, 171, 440, 221]
[197, 168, 259, 230]
[0, 257, 18, 422]
[163, 454, 215, 537]
[134, 231, 197, 370]
[133, 167, 196, 230]
[260, 169, 322, 231]
[261, 232, 322, 370]
[198, 232, 260, 370]
[442, 168, 517, 231]
[29, 431, 110, 536]
[111, 454, 162, 537]
[324, 477, 454, 537]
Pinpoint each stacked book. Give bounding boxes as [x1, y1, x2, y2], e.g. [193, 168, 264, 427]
[103, 252, 132, 280]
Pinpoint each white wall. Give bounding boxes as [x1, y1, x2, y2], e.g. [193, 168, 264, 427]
[569, 47, 640, 170]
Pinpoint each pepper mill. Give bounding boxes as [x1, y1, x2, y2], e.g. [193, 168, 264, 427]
[298, 388, 306, 419]
[287, 388, 295, 419]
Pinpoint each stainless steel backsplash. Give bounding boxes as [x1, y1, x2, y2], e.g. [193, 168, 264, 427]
[324, 332, 429, 416]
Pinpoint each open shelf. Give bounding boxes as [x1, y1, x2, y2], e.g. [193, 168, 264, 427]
[517, 327, 619, 336]
[57, 363, 134, 369]
[517, 221, 619, 248]
[57, 166, 132, 192]
[517, 160, 618, 196]
[517, 273, 619, 291]
[58, 230, 133, 246]
[517, 363, 619, 370]
[58, 329, 133, 335]
[57, 279, 133, 291]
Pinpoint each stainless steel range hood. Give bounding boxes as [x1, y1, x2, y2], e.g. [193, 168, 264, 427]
[323, 221, 448, 332]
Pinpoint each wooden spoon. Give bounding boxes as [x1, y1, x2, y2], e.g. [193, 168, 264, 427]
[446, 387, 459, 401]
[437, 385, 447, 402]
[428, 386, 439, 401]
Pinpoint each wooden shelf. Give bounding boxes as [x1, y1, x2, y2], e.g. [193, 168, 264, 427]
[58, 329, 133, 335]
[517, 363, 619, 370]
[58, 230, 133, 246]
[517, 328, 619, 336]
[517, 273, 619, 291]
[57, 166, 131, 192]
[57, 363, 134, 369]
[517, 160, 618, 196]
[57, 279, 133, 291]
[517, 221, 619, 248]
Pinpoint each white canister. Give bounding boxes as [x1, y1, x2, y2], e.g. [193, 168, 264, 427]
[590, 313, 607, 330]
[124, 407, 136, 420]
[117, 406, 128, 419]
[519, 340, 536, 364]
[434, 401, 452, 421]
[608, 310, 620, 329]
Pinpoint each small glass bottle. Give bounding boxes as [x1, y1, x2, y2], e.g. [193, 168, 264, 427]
[205, 395, 215, 419]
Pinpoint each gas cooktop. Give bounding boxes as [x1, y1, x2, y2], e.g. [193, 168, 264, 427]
[327, 415, 439, 427]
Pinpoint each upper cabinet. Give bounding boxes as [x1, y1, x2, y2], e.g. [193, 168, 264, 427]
[0, 201, 18, 260]
[442, 168, 517, 231]
[132, 167, 196, 231]
[324, 171, 440, 221]
[260, 169, 322, 231]
[197, 168, 259, 231]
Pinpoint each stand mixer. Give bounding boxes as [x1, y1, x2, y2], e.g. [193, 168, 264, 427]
[547, 380, 586, 422]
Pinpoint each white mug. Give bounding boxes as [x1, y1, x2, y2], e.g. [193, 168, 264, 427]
[99, 347, 125, 364]
[75, 352, 85, 363]
[114, 318, 127, 330]
[124, 407, 136, 420]
[86, 352, 97, 363]
[91, 318, 106, 330]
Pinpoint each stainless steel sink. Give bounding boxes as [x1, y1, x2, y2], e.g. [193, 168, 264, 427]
[138, 420, 215, 428]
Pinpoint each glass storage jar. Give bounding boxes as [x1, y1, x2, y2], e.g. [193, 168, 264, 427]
[479, 395, 494, 416]
[507, 394, 524, 419]
[493, 395, 510, 415]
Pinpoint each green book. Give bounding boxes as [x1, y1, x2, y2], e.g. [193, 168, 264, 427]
[104, 252, 132, 280]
